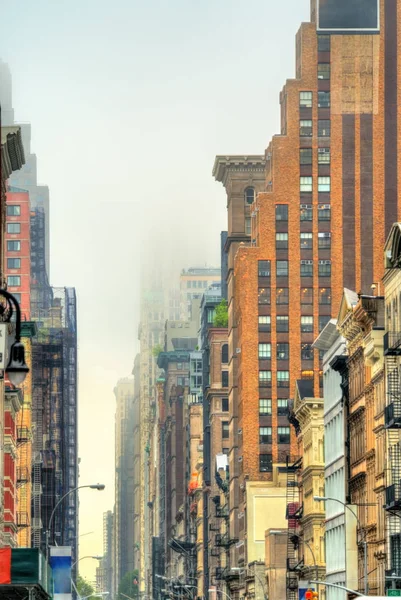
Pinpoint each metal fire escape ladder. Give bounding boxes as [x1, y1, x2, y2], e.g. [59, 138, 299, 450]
[286, 456, 303, 600]
[385, 355, 401, 584]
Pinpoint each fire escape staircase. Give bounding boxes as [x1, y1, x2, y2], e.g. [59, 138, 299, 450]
[286, 456, 303, 600]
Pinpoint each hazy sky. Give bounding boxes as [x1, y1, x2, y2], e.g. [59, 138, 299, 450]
[1, 0, 309, 586]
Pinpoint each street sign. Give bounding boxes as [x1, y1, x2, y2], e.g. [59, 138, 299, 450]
[388, 590, 401, 596]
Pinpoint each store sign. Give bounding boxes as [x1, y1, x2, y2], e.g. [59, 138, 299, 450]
[317, 0, 380, 33]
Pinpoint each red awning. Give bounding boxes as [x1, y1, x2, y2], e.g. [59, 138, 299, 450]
[0, 547, 11, 584]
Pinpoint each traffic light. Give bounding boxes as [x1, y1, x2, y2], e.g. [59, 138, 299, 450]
[305, 590, 318, 600]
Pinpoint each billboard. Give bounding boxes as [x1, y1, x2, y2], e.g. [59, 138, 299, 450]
[317, 0, 380, 34]
[50, 546, 72, 600]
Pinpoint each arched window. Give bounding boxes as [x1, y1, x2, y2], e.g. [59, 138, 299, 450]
[245, 187, 255, 205]
[222, 344, 229, 364]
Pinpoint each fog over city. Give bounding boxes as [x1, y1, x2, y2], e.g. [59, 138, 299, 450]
[1, 0, 309, 587]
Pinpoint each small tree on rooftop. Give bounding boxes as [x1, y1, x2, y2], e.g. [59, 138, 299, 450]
[152, 343, 163, 358]
[213, 299, 228, 328]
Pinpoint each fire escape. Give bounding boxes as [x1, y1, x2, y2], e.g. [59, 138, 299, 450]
[16, 423, 31, 531]
[285, 456, 303, 600]
[384, 332, 401, 590]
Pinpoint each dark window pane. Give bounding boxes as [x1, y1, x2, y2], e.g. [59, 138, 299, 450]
[318, 63, 330, 79]
[276, 233, 288, 250]
[318, 205, 331, 221]
[301, 288, 313, 305]
[277, 343, 289, 361]
[319, 288, 331, 305]
[277, 399, 289, 416]
[319, 261, 331, 277]
[278, 427, 290, 444]
[258, 260, 271, 277]
[222, 371, 229, 387]
[301, 262, 313, 277]
[222, 344, 229, 364]
[301, 317, 313, 332]
[259, 454, 273, 472]
[277, 261, 288, 277]
[276, 316, 289, 333]
[300, 148, 313, 165]
[318, 35, 330, 52]
[319, 315, 331, 331]
[318, 148, 331, 164]
[259, 316, 271, 332]
[222, 421, 229, 439]
[300, 205, 313, 221]
[300, 120, 313, 137]
[222, 398, 229, 412]
[301, 343, 314, 360]
[258, 288, 271, 305]
[276, 205, 288, 221]
[318, 91, 330, 108]
[7, 205, 21, 216]
[318, 120, 331, 137]
[318, 233, 331, 249]
[245, 188, 255, 205]
[301, 233, 313, 250]
[277, 372, 289, 388]
[7, 258, 21, 269]
[276, 288, 289, 305]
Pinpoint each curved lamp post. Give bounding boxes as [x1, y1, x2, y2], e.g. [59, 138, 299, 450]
[73, 555, 103, 568]
[208, 588, 232, 600]
[314, 495, 368, 596]
[46, 483, 105, 558]
[0, 289, 29, 386]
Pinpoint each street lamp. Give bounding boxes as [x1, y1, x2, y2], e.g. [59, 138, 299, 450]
[314, 495, 368, 596]
[230, 567, 267, 600]
[46, 484, 105, 561]
[73, 555, 103, 568]
[208, 589, 232, 600]
[0, 289, 29, 386]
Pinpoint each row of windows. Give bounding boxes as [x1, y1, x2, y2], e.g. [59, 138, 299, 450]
[300, 147, 330, 165]
[259, 286, 331, 304]
[276, 204, 331, 221]
[259, 371, 289, 386]
[258, 315, 330, 333]
[258, 260, 331, 281]
[259, 343, 314, 361]
[186, 280, 209, 289]
[300, 176, 330, 193]
[260, 426, 290, 444]
[260, 398, 289, 415]
[259, 233, 331, 256]
[300, 120, 330, 137]
[300, 91, 330, 108]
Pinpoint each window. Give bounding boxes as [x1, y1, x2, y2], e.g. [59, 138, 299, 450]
[276, 288, 289, 305]
[319, 288, 331, 305]
[277, 371, 290, 387]
[7, 205, 20, 216]
[258, 288, 271, 305]
[302, 370, 314, 380]
[259, 371, 272, 387]
[260, 454, 273, 472]
[278, 399, 289, 416]
[7, 276, 20, 287]
[300, 205, 313, 221]
[301, 343, 314, 360]
[276, 316, 289, 333]
[259, 399, 272, 416]
[277, 261, 288, 277]
[318, 232, 331, 249]
[319, 315, 331, 331]
[300, 177, 313, 192]
[318, 176, 331, 192]
[300, 148, 313, 165]
[276, 205, 288, 221]
[259, 427, 272, 445]
[301, 288, 313, 305]
[245, 187, 255, 205]
[318, 35, 330, 52]
[222, 398, 229, 412]
[277, 343, 289, 361]
[276, 233, 288, 250]
[301, 261, 313, 277]
[301, 316, 313, 332]
[258, 260, 271, 277]
[7, 223, 20, 234]
[319, 260, 331, 277]
[318, 148, 330, 164]
[245, 217, 252, 235]
[259, 315, 271, 332]
[259, 343, 271, 359]
[177, 376, 188, 386]
[7, 258, 21, 269]
[318, 205, 331, 221]
[222, 422, 229, 439]
[12, 293, 21, 304]
[278, 426, 291, 444]
[222, 344, 229, 364]
[300, 120, 313, 137]
[300, 91, 312, 108]
[318, 91, 330, 108]
[318, 63, 330, 79]
[7, 240, 20, 251]
[222, 371, 229, 388]
[300, 233, 313, 250]
[318, 120, 331, 137]
[207, 308, 216, 323]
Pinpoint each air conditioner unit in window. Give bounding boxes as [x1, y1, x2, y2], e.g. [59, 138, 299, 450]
[236, 348, 241, 354]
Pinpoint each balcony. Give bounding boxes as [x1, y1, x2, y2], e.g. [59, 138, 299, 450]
[216, 505, 229, 519]
[16, 466, 30, 487]
[386, 403, 401, 429]
[385, 483, 401, 510]
[17, 511, 30, 528]
[384, 332, 401, 355]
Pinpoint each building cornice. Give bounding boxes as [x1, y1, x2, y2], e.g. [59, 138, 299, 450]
[212, 155, 266, 187]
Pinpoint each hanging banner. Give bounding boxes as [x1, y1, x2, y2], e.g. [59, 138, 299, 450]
[0, 547, 11, 584]
[50, 546, 72, 600]
[0, 324, 7, 370]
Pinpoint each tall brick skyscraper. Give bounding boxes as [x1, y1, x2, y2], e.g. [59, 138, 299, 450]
[213, 0, 398, 595]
